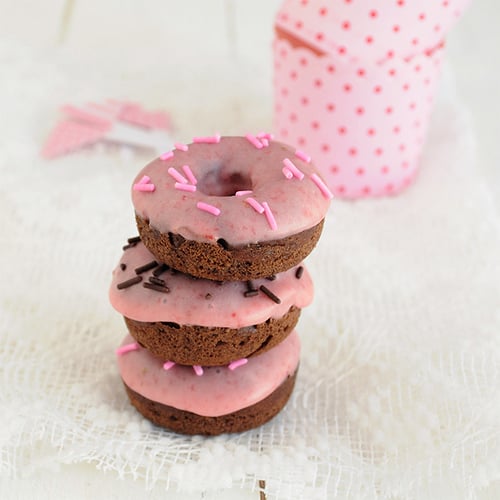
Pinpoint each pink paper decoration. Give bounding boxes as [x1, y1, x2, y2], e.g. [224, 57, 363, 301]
[41, 100, 172, 159]
[41, 120, 111, 159]
[117, 102, 170, 130]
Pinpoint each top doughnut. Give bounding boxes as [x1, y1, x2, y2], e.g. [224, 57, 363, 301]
[132, 135, 332, 280]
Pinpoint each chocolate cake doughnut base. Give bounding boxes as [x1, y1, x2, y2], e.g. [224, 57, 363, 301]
[124, 369, 298, 435]
[136, 214, 324, 281]
[124, 306, 300, 366]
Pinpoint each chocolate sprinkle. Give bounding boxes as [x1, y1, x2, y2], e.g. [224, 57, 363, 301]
[168, 232, 185, 248]
[161, 321, 180, 329]
[135, 261, 158, 274]
[244, 280, 259, 298]
[117, 275, 142, 290]
[153, 263, 170, 277]
[127, 236, 141, 244]
[149, 276, 166, 286]
[295, 266, 304, 279]
[217, 238, 229, 250]
[259, 479, 267, 500]
[120, 263, 127, 271]
[266, 275, 277, 281]
[143, 282, 170, 293]
[122, 242, 138, 251]
[259, 285, 281, 304]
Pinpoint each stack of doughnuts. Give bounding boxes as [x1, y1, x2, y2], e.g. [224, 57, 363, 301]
[109, 135, 332, 435]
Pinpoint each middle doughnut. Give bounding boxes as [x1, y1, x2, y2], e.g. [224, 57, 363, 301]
[110, 241, 314, 366]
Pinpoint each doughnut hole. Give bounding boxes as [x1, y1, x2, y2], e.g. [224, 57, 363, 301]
[197, 167, 252, 197]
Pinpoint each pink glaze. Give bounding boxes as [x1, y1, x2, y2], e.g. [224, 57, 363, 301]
[109, 242, 314, 327]
[117, 331, 300, 417]
[131, 136, 331, 245]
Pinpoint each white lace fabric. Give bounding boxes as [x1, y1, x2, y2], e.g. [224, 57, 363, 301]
[0, 42, 499, 499]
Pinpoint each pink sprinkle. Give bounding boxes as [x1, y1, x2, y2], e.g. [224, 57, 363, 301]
[228, 358, 248, 370]
[193, 365, 204, 376]
[235, 190, 253, 197]
[261, 138, 269, 147]
[182, 164, 197, 185]
[116, 343, 140, 355]
[163, 361, 176, 370]
[168, 167, 188, 184]
[262, 202, 278, 230]
[193, 134, 221, 144]
[133, 182, 155, 192]
[174, 142, 189, 151]
[197, 201, 221, 216]
[245, 133, 263, 149]
[283, 158, 304, 180]
[175, 182, 197, 192]
[160, 151, 174, 161]
[257, 132, 274, 140]
[282, 167, 293, 179]
[295, 149, 311, 163]
[137, 175, 151, 184]
[244, 197, 265, 214]
[311, 173, 334, 199]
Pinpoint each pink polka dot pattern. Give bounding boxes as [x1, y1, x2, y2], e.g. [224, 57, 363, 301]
[273, 37, 444, 198]
[272, 0, 471, 198]
[275, 0, 471, 61]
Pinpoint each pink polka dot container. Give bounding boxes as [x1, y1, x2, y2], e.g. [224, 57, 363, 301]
[273, 0, 471, 199]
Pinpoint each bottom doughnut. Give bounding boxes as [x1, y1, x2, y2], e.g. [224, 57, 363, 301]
[123, 370, 297, 435]
[117, 331, 300, 435]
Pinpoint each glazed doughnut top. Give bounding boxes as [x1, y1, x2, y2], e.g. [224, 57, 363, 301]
[109, 241, 313, 328]
[131, 135, 332, 246]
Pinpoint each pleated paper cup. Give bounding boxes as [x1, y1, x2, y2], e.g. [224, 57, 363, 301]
[273, 37, 444, 198]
